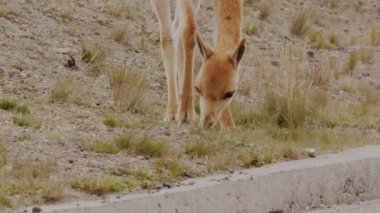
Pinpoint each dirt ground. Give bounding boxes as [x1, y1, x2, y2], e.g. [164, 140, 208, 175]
[0, 0, 380, 210]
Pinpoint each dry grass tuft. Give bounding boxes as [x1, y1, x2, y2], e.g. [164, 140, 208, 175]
[360, 48, 374, 64]
[41, 181, 66, 203]
[0, 160, 64, 205]
[290, 9, 311, 36]
[0, 142, 7, 169]
[309, 64, 331, 87]
[343, 52, 358, 74]
[263, 51, 313, 128]
[111, 26, 129, 46]
[243, 23, 260, 36]
[370, 25, 380, 46]
[108, 67, 148, 113]
[80, 42, 108, 75]
[50, 76, 77, 102]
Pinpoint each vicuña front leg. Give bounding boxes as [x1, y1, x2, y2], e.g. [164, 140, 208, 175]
[151, 0, 178, 121]
[177, 1, 197, 124]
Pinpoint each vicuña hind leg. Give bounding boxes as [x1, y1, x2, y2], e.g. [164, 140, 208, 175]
[177, 0, 198, 124]
[151, 0, 178, 121]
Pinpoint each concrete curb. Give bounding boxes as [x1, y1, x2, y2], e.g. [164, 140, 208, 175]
[36, 145, 380, 213]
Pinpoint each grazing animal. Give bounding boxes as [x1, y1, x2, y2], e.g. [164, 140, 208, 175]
[151, 0, 246, 128]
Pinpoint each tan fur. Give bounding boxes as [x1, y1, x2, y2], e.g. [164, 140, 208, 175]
[151, 0, 245, 128]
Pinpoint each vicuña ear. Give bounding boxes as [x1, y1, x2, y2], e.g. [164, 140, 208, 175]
[196, 34, 213, 59]
[231, 39, 246, 67]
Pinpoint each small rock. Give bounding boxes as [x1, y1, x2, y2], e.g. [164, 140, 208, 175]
[271, 61, 279, 66]
[64, 55, 78, 70]
[307, 50, 314, 58]
[269, 210, 284, 213]
[32, 206, 42, 213]
[163, 183, 172, 189]
[68, 159, 74, 164]
[55, 48, 71, 54]
[305, 148, 317, 158]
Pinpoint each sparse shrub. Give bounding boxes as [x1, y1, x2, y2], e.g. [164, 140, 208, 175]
[111, 26, 129, 45]
[108, 67, 148, 113]
[71, 176, 126, 196]
[290, 9, 311, 36]
[257, 1, 272, 20]
[370, 25, 380, 46]
[0, 99, 17, 111]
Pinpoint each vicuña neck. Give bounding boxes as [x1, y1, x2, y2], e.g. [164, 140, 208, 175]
[214, 0, 242, 52]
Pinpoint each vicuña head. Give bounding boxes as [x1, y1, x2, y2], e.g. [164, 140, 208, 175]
[195, 35, 246, 128]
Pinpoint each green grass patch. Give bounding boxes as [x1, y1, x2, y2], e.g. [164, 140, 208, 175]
[89, 140, 120, 154]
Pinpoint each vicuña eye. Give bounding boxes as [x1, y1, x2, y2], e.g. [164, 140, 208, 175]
[223, 91, 235, 99]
